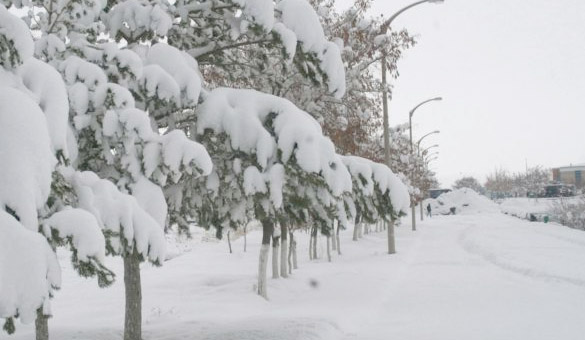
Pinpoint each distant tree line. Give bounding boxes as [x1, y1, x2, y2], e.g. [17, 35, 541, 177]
[452, 166, 550, 199]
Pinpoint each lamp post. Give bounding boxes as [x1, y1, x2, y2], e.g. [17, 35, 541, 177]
[420, 144, 439, 157]
[381, 1, 444, 167]
[380, 0, 443, 251]
[407, 97, 442, 229]
[425, 155, 439, 166]
[416, 130, 440, 154]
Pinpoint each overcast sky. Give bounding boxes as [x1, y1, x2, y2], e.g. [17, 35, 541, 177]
[335, 0, 585, 187]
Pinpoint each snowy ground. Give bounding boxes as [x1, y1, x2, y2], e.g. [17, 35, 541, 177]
[6, 210, 585, 340]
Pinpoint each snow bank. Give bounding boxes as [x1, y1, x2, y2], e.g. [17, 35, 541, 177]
[498, 197, 565, 218]
[0, 212, 61, 324]
[427, 188, 499, 215]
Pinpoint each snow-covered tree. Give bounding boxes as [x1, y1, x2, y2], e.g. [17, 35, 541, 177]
[193, 88, 352, 298]
[342, 156, 410, 253]
[2, 2, 213, 339]
[453, 176, 484, 194]
[195, 0, 415, 162]
[0, 6, 112, 338]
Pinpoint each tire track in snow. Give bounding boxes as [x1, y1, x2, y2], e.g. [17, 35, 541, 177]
[458, 225, 585, 288]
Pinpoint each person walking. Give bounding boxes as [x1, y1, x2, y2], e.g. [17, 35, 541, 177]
[426, 203, 432, 217]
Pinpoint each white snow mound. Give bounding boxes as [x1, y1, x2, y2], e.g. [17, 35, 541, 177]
[427, 188, 499, 215]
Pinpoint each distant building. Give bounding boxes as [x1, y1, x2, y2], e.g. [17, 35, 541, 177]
[552, 164, 584, 189]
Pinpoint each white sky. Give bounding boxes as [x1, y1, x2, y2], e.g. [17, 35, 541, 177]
[335, 0, 585, 187]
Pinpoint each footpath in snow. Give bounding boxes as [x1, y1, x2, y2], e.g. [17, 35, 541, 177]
[7, 211, 585, 340]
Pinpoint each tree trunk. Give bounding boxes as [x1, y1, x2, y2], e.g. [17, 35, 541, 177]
[420, 202, 424, 221]
[311, 226, 318, 260]
[387, 219, 396, 254]
[353, 212, 361, 241]
[336, 224, 341, 255]
[35, 308, 49, 340]
[272, 235, 280, 279]
[358, 222, 363, 238]
[411, 202, 417, 231]
[326, 235, 332, 262]
[280, 222, 288, 278]
[331, 220, 337, 251]
[124, 251, 142, 340]
[291, 231, 298, 269]
[244, 226, 247, 252]
[257, 219, 273, 299]
[227, 230, 233, 254]
[288, 231, 293, 274]
[308, 231, 313, 260]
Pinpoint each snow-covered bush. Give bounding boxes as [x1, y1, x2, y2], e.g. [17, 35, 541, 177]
[551, 197, 585, 231]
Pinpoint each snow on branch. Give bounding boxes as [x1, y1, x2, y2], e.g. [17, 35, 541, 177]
[65, 170, 167, 264]
[197, 87, 351, 196]
[0, 86, 56, 231]
[41, 208, 106, 263]
[0, 4, 34, 69]
[0, 212, 61, 327]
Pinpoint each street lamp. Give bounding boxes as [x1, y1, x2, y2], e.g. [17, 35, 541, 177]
[379, 0, 444, 252]
[381, 0, 444, 166]
[425, 155, 439, 165]
[416, 130, 440, 154]
[420, 144, 439, 157]
[407, 96, 441, 229]
[425, 151, 439, 161]
[409, 97, 442, 153]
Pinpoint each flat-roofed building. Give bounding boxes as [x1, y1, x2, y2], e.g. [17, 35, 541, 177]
[552, 164, 585, 189]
